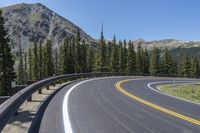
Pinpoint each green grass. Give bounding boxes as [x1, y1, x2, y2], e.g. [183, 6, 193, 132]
[159, 83, 200, 104]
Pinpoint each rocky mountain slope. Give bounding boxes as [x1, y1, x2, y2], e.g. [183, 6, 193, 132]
[1, 3, 94, 50]
[133, 39, 200, 50]
[1, 3, 200, 53]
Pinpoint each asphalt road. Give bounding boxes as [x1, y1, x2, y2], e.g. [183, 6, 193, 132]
[38, 76, 200, 133]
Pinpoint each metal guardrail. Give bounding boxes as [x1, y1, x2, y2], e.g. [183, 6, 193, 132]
[0, 96, 10, 105]
[0, 72, 197, 131]
[0, 72, 120, 132]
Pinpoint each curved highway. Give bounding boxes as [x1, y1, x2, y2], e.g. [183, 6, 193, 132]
[38, 76, 200, 133]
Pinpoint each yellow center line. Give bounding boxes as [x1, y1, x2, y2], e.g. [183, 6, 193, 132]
[115, 78, 200, 126]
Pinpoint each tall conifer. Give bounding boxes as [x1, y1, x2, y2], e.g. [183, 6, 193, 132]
[45, 40, 54, 76]
[110, 36, 119, 72]
[0, 10, 15, 95]
[127, 41, 136, 73]
[86, 45, 95, 72]
[136, 42, 143, 73]
[150, 46, 160, 75]
[95, 27, 107, 72]
[181, 52, 191, 77]
[191, 56, 200, 78]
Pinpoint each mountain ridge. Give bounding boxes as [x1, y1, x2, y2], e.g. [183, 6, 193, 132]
[1, 3, 94, 51]
[133, 39, 200, 50]
[1, 3, 200, 51]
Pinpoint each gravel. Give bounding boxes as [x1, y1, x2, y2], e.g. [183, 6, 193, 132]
[1, 83, 67, 133]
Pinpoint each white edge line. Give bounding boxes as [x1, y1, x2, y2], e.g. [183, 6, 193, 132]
[62, 76, 124, 133]
[147, 81, 200, 106]
[62, 79, 92, 133]
[63, 77, 199, 133]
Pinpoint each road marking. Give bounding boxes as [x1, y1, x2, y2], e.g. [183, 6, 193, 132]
[116, 79, 200, 126]
[63, 79, 97, 133]
[62, 76, 125, 133]
[148, 81, 200, 106]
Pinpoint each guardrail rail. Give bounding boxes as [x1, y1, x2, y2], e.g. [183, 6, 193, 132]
[0, 72, 195, 132]
[0, 73, 123, 131]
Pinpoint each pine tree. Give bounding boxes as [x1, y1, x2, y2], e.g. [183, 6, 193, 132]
[38, 42, 43, 79]
[80, 40, 87, 73]
[17, 52, 24, 84]
[58, 44, 64, 74]
[143, 47, 150, 74]
[28, 48, 33, 80]
[95, 28, 107, 72]
[24, 53, 27, 73]
[162, 48, 171, 75]
[45, 40, 54, 76]
[54, 48, 58, 75]
[24, 52, 28, 83]
[123, 40, 128, 72]
[42, 46, 47, 77]
[110, 36, 119, 72]
[86, 45, 95, 72]
[149, 46, 160, 75]
[75, 30, 82, 73]
[107, 41, 112, 68]
[127, 41, 136, 73]
[136, 42, 143, 73]
[0, 10, 15, 95]
[169, 56, 178, 76]
[69, 38, 76, 73]
[17, 36, 25, 85]
[59, 37, 76, 74]
[62, 38, 69, 74]
[119, 40, 124, 72]
[191, 56, 200, 78]
[181, 52, 191, 77]
[33, 42, 39, 80]
[161, 48, 177, 76]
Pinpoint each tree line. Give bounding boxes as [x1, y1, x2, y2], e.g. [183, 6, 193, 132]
[0, 10, 15, 95]
[22, 29, 200, 84]
[0, 9, 200, 95]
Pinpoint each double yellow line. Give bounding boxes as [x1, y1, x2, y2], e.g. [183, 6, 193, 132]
[115, 79, 200, 126]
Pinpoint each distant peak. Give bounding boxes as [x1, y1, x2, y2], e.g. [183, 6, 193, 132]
[2, 3, 46, 8]
[34, 3, 43, 6]
[134, 38, 145, 43]
[32, 3, 46, 8]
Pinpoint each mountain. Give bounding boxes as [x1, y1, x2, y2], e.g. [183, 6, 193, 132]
[133, 39, 200, 50]
[1, 3, 200, 56]
[1, 3, 94, 51]
[132, 39, 200, 62]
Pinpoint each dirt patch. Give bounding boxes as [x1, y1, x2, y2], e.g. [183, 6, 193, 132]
[1, 83, 67, 133]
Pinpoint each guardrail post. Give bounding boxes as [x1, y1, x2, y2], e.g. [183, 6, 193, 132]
[52, 74, 56, 87]
[53, 82, 56, 87]
[27, 95, 32, 101]
[38, 88, 42, 94]
[14, 111, 18, 116]
[46, 85, 49, 90]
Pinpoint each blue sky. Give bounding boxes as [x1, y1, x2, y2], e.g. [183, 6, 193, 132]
[0, 0, 200, 41]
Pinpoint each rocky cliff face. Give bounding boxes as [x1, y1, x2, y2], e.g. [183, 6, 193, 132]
[1, 3, 94, 50]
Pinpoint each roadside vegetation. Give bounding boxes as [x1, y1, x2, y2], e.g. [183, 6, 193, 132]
[159, 83, 200, 103]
